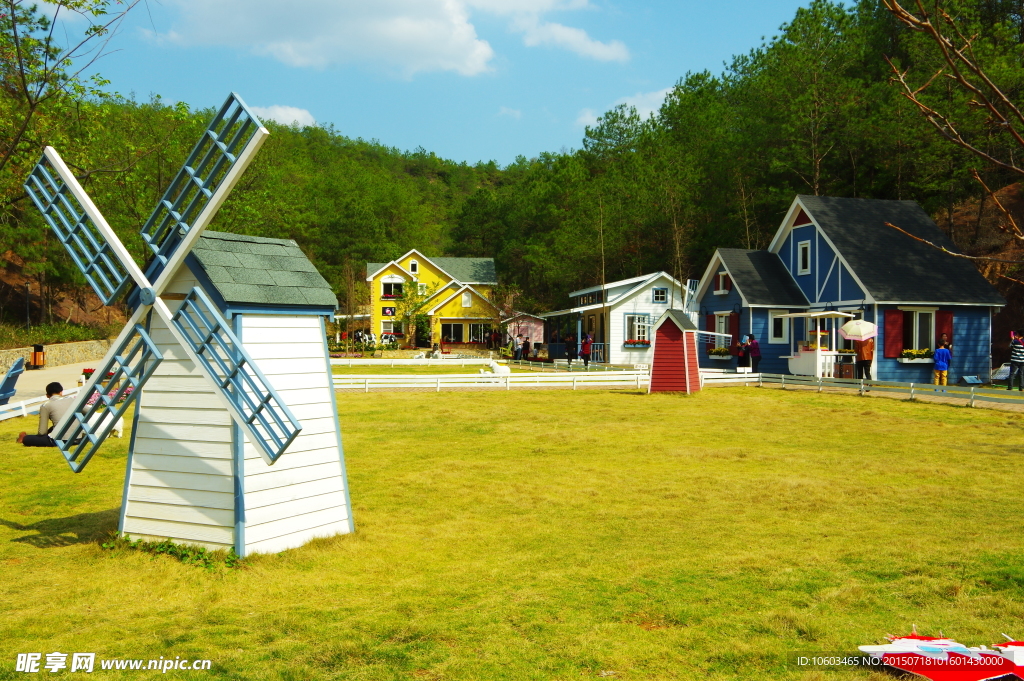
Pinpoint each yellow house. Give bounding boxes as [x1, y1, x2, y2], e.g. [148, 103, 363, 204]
[365, 250, 499, 347]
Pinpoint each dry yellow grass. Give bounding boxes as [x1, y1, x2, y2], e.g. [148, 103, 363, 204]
[1, 386, 1022, 679]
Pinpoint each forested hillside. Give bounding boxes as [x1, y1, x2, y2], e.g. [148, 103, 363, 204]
[2, 0, 1023, 330]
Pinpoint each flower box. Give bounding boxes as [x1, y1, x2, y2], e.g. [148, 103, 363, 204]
[708, 355, 733, 361]
[623, 343, 650, 349]
[897, 357, 934, 364]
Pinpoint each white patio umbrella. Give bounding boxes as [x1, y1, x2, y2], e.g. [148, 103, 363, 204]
[839, 319, 878, 341]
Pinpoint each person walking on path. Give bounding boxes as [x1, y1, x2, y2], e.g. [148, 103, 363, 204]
[747, 334, 761, 373]
[565, 332, 578, 368]
[18, 382, 73, 447]
[933, 342, 952, 386]
[853, 337, 874, 380]
[580, 333, 593, 368]
[1008, 331, 1024, 390]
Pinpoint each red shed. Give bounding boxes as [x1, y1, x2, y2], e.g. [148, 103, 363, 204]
[649, 310, 702, 393]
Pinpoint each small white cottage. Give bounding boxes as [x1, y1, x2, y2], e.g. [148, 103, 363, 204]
[538, 272, 693, 365]
[120, 231, 352, 556]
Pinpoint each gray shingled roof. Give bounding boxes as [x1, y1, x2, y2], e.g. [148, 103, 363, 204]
[366, 256, 496, 284]
[718, 249, 810, 307]
[190, 231, 337, 308]
[659, 309, 697, 331]
[799, 195, 1005, 305]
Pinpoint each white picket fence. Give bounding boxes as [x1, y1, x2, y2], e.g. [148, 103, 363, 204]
[330, 358, 494, 368]
[0, 387, 82, 423]
[333, 371, 650, 392]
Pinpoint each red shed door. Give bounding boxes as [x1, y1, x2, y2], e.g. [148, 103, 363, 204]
[651, 320, 688, 392]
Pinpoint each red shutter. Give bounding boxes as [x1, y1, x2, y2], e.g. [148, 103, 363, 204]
[724, 275, 732, 291]
[729, 312, 740, 355]
[884, 309, 903, 358]
[706, 314, 716, 351]
[936, 310, 953, 349]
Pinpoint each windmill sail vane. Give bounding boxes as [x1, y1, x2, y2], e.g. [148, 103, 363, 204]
[140, 93, 267, 284]
[23, 154, 133, 305]
[168, 287, 301, 464]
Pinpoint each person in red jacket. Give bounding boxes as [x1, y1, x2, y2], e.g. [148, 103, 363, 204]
[579, 333, 593, 368]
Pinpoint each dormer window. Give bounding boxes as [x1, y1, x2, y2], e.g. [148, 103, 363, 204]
[713, 272, 730, 295]
[462, 291, 472, 307]
[797, 241, 811, 275]
[410, 260, 418, 274]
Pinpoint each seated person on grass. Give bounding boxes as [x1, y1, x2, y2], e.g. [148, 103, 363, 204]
[18, 382, 74, 447]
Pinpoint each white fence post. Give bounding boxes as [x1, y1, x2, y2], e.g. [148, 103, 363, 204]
[573, 376, 577, 391]
[364, 378, 369, 393]
[969, 386, 976, 408]
[636, 374, 641, 390]
[909, 382, 915, 400]
[817, 377, 823, 393]
[506, 375, 510, 391]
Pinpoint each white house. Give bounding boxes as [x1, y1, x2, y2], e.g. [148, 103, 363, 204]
[538, 272, 696, 365]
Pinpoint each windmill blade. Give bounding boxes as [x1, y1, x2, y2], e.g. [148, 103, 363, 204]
[154, 287, 301, 465]
[140, 93, 269, 288]
[23, 148, 151, 305]
[52, 310, 164, 472]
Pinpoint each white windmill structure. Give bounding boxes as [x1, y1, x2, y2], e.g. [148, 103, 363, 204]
[23, 93, 353, 556]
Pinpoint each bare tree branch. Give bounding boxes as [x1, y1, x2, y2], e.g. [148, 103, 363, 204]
[884, 221, 1024, 263]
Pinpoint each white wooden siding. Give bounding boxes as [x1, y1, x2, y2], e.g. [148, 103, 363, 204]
[240, 314, 350, 554]
[121, 272, 236, 551]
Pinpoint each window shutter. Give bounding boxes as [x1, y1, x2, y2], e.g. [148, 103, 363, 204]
[883, 309, 903, 358]
[729, 312, 740, 355]
[936, 310, 953, 347]
[705, 314, 715, 351]
[724, 275, 732, 291]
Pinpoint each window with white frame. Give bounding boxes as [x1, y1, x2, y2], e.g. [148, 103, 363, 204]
[797, 241, 811, 275]
[382, 282, 403, 298]
[714, 271, 729, 294]
[381, 320, 394, 334]
[410, 260, 418, 274]
[469, 323, 489, 343]
[462, 291, 472, 307]
[625, 314, 650, 343]
[769, 310, 789, 344]
[715, 313, 730, 348]
[901, 308, 935, 350]
[652, 288, 668, 303]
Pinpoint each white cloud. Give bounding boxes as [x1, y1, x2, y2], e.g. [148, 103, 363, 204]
[498, 106, 522, 119]
[514, 16, 628, 62]
[250, 105, 316, 127]
[575, 108, 598, 128]
[153, 0, 626, 76]
[575, 88, 671, 129]
[615, 87, 672, 119]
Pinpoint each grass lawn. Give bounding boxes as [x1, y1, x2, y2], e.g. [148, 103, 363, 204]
[2, 387, 1023, 680]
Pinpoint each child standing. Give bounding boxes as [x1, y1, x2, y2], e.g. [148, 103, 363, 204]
[932, 343, 952, 386]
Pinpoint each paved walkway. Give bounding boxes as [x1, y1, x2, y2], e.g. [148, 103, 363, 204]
[13, 360, 98, 401]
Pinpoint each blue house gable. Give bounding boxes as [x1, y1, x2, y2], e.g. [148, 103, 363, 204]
[696, 195, 1005, 381]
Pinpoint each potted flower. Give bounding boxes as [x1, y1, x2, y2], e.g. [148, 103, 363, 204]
[898, 348, 934, 363]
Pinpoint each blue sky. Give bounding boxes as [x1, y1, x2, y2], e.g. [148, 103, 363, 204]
[71, 0, 809, 166]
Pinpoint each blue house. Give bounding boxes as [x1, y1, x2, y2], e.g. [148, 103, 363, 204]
[694, 196, 1005, 381]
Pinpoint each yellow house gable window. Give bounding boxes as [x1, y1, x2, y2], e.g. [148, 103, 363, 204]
[462, 292, 472, 307]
